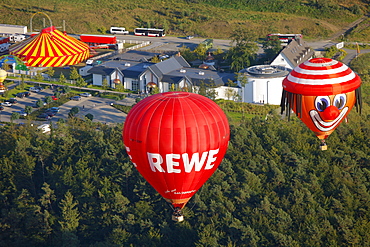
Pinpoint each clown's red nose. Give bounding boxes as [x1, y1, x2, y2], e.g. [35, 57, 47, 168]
[322, 105, 340, 121]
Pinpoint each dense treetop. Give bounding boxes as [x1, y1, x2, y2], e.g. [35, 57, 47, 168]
[0, 49, 370, 245]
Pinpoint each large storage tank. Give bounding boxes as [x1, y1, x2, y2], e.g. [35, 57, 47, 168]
[238, 65, 290, 105]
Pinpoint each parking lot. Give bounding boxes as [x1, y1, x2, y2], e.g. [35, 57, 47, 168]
[52, 96, 132, 125]
[0, 87, 133, 125]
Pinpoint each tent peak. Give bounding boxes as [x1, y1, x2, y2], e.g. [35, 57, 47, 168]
[41, 26, 56, 33]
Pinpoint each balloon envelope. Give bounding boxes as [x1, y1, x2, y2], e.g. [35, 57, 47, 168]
[281, 58, 361, 141]
[123, 92, 230, 208]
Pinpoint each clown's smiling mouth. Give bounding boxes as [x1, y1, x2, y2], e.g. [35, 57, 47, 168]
[309, 107, 348, 132]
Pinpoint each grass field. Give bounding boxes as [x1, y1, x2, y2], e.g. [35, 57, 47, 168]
[0, 0, 368, 41]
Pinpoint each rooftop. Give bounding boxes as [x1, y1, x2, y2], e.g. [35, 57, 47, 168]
[241, 65, 290, 78]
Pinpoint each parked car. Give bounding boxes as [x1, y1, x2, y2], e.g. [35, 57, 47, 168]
[51, 96, 58, 100]
[47, 107, 60, 113]
[0, 106, 4, 111]
[5, 98, 18, 104]
[1, 102, 12, 107]
[80, 93, 92, 97]
[29, 87, 40, 93]
[70, 96, 81, 101]
[159, 54, 169, 60]
[44, 111, 56, 117]
[186, 35, 194, 39]
[37, 113, 51, 120]
[13, 110, 27, 116]
[23, 92, 31, 97]
[16, 92, 25, 98]
[47, 106, 60, 112]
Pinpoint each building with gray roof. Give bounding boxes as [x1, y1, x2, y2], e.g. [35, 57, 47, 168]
[143, 55, 236, 94]
[87, 52, 238, 99]
[270, 38, 314, 70]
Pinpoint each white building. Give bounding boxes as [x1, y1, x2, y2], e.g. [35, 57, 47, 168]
[238, 65, 289, 105]
[270, 38, 314, 70]
[237, 38, 314, 105]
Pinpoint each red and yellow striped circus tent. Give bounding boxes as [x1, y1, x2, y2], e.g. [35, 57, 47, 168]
[9, 26, 89, 67]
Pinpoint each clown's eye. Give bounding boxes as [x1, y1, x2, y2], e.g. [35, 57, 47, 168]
[315, 96, 330, 112]
[333, 94, 346, 110]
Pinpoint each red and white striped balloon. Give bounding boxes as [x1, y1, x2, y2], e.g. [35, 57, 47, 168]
[281, 58, 362, 147]
[283, 57, 361, 96]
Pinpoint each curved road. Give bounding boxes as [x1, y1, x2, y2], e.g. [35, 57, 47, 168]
[112, 12, 369, 59]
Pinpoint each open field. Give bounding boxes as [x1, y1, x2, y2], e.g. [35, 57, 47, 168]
[0, 0, 368, 41]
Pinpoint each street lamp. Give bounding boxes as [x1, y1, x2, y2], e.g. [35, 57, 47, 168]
[0, 106, 3, 122]
[266, 81, 270, 105]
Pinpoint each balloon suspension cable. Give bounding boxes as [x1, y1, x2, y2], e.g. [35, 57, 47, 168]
[168, 202, 175, 211]
[189, 198, 198, 211]
[190, 186, 203, 211]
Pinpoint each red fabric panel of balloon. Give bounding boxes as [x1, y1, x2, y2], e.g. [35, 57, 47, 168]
[123, 92, 230, 209]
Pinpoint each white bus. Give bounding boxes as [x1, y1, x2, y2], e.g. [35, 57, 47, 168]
[110, 27, 129, 35]
[266, 33, 303, 43]
[134, 28, 165, 37]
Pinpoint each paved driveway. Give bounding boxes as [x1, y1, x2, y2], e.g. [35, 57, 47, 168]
[1, 87, 134, 125]
[52, 96, 129, 125]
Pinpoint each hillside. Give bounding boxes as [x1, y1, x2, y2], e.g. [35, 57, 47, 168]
[0, 0, 369, 40]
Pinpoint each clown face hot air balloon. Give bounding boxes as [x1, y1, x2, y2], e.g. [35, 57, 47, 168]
[281, 58, 362, 150]
[123, 92, 230, 221]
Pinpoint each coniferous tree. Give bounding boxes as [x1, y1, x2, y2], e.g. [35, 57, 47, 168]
[59, 72, 66, 84]
[59, 191, 80, 232]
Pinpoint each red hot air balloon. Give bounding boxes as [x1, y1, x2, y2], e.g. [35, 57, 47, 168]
[281, 58, 362, 150]
[123, 92, 230, 221]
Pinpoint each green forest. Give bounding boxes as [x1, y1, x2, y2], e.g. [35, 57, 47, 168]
[0, 53, 370, 246]
[0, 0, 369, 40]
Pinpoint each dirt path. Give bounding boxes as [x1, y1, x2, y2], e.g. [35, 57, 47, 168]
[329, 14, 369, 41]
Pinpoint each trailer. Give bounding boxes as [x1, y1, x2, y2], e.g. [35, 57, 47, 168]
[79, 34, 117, 45]
[0, 24, 27, 35]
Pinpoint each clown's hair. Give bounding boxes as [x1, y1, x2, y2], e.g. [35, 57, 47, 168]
[280, 87, 362, 120]
[355, 86, 362, 114]
[280, 90, 300, 120]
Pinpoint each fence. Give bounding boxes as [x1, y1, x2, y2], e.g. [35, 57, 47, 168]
[121, 40, 150, 51]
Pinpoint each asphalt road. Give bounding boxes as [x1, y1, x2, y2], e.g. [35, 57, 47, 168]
[56, 96, 132, 125]
[115, 34, 344, 56]
[0, 87, 56, 123]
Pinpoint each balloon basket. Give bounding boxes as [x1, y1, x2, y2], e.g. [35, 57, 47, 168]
[172, 207, 184, 222]
[172, 214, 184, 222]
[320, 142, 327, 151]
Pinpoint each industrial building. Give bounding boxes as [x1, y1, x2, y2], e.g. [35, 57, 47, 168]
[238, 65, 289, 105]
